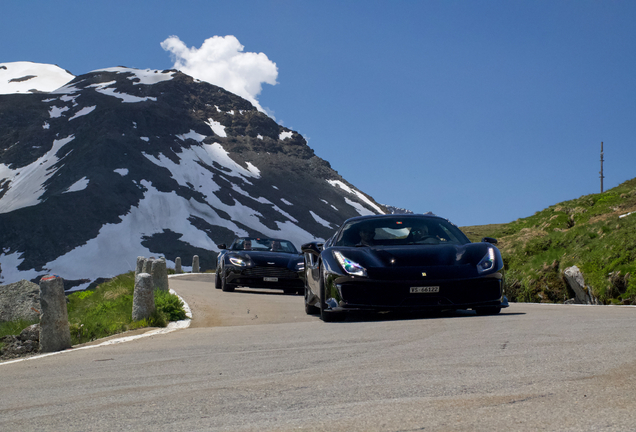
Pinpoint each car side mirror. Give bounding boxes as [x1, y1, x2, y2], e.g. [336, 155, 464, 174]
[301, 242, 323, 255]
[218, 244, 227, 250]
[481, 237, 498, 245]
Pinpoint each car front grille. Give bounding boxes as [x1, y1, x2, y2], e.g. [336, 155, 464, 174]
[340, 278, 502, 307]
[242, 266, 299, 279]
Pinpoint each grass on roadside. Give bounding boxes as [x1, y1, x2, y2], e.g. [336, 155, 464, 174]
[1, 271, 188, 351]
[67, 271, 187, 345]
[461, 177, 636, 305]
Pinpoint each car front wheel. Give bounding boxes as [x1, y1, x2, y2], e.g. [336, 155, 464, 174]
[305, 285, 320, 315]
[319, 270, 345, 322]
[221, 274, 235, 292]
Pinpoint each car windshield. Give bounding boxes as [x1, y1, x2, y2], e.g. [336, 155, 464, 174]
[334, 217, 470, 247]
[231, 238, 298, 253]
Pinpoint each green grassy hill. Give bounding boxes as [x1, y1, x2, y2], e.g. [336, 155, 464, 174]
[461, 178, 636, 305]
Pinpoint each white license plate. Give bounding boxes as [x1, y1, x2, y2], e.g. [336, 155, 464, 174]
[263, 277, 279, 282]
[410, 286, 440, 293]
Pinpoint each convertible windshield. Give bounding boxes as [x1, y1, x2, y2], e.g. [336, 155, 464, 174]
[231, 238, 298, 253]
[334, 217, 470, 247]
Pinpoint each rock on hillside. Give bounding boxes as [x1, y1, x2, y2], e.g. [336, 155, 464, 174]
[0, 66, 386, 288]
[0, 280, 40, 322]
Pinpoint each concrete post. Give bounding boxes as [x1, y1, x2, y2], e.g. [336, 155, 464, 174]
[39, 275, 72, 353]
[175, 257, 182, 274]
[132, 273, 155, 321]
[142, 257, 154, 274]
[135, 256, 145, 279]
[192, 255, 200, 273]
[151, 258, 169, 291]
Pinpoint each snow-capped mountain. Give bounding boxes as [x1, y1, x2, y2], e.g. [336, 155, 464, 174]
[384, 205, 414, 215]
[0, 62, 74, 94]
[0, 64, 386, 289]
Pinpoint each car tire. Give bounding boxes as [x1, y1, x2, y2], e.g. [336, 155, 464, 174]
[475, 307, 501, 316]
[215, 271, 222, 289]
[319, 270, 345, 322]
[305, 285, 320, 315]
[221, 275, 235, 292]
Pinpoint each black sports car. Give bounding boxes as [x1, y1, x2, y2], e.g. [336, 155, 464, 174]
[301, 214, 508, 322]
[215, 237, 305, 294]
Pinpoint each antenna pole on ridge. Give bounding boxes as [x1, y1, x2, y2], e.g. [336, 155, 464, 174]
[600, 141, 604, 193]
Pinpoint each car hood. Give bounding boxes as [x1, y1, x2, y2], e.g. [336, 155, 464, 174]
[332, 243, 496, 268]
[231, 251, 302, 267]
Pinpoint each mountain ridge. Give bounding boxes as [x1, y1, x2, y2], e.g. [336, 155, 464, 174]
[0, 65, 386, 289]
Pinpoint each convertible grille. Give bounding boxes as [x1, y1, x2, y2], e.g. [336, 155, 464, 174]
[242, 266, 299, 279]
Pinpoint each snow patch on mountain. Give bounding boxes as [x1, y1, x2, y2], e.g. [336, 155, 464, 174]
[90, 81, 157, 103]
[176, 130, 206, 142]
[327, 179, 386, 214]
[345, 197, 375, 216]
[0, 135, 75, 214]
[69, 106, 96, 120]
[206, 119, 227, 137]
[49, 106, 69, 118]
[279, 131, 293, 140]
[1, 181, 227, 290]
[92, 67, 176, 85]
[64, 177, 89, 193]
[142, 142, 260, 189]
[0, 62, 74, 94]
[321, 199, 339, 211]
[310, 211, 333, 229]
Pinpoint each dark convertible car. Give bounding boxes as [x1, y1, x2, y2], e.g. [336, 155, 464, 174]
[215, 237, 305, 294]
[301, 214, 508, 321]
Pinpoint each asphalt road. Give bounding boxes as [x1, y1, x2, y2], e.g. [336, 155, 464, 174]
[1, 274, 636, 431]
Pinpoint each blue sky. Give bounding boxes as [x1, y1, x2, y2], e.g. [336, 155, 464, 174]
[2, 0, 635, 227]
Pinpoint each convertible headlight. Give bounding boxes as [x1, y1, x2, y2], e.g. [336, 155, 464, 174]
[229, 256, 248, 267]
[477, 248, 496, 274]
[333, 251, 367, 277]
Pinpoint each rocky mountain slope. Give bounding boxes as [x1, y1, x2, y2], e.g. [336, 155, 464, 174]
[0, 64, 386, 289]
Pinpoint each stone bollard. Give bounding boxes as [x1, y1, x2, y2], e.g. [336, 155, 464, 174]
[151, 258, 169, 291]
[142, 257, 154, 274]
[135, 256, 145, 279]
[175, 257, 182, 274]
[39, 275, 72, 353]
[132, 273, 155, 321]
[192, 255, 200, 273]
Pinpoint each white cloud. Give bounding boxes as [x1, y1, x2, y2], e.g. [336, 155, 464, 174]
[161, 35, 277, 113]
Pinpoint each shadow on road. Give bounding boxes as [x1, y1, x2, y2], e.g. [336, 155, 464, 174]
[321, 308, 525, 324]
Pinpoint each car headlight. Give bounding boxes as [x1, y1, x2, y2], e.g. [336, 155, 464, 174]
[295, 261, 305, 271]
[229, 256, 248, 267]
[333, 251, 367, 277]
[477, 248, 496, 274]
